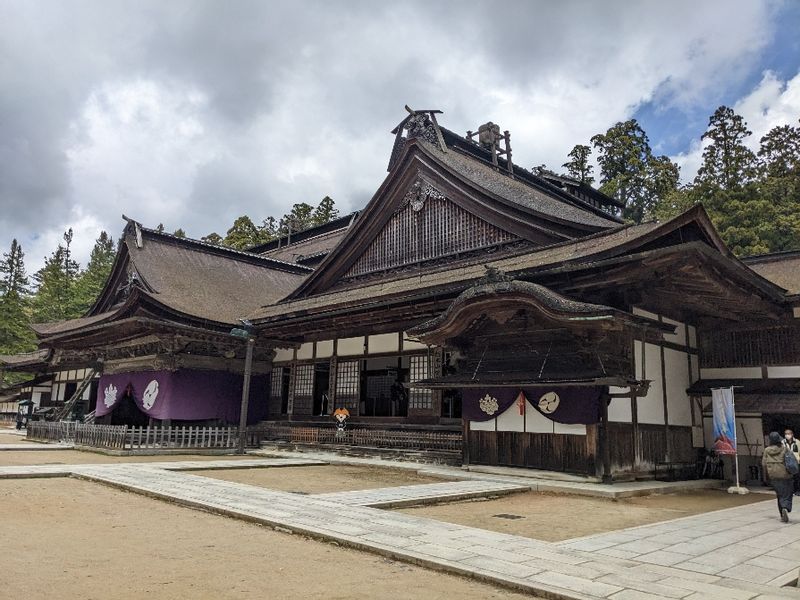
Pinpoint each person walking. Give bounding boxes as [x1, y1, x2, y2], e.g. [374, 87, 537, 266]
[763, 431, 795, 523]
[783, 428, 800, 495]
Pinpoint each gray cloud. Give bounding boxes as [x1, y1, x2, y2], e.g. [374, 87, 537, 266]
[0, 0, 787, 271]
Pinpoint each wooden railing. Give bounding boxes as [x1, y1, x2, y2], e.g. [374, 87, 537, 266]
[251, 424, 462, 452]
[27, 422, 238, 450]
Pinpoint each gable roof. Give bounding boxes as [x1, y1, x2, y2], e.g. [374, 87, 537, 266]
[32, 220, 312, 339]
[250, 205, 761, 326]
[287, 131, 623, 300]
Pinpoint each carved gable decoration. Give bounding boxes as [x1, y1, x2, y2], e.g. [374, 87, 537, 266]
[344, 177, 519, 279]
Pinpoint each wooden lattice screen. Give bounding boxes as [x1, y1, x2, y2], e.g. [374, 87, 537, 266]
[345, 194, 518, 278]
[699, 325, 800, 368]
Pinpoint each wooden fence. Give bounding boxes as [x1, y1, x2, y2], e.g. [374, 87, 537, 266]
[27, 422, 238, 450]
[251, 424, 462, 452]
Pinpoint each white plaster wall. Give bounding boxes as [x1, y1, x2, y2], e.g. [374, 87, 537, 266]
[688, 325, 697, 349]
[607, 387, 632, 422]
[296, 343, 314, 360]
[767, 366, 800, 378]
[316, 340, 334, 359]
[368, 333, 400, 354]
[273, 347, 294, 363]
[635, 340, 665, 425]
[664, 347, 692, 426]
[337, 337, 365, 356]
[632, 307, 658, 321]
[662, 316, 686, 346]
[700, 367, 762, 379]
[402, 333, 428, 351]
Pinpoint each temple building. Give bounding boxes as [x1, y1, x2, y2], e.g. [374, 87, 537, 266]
[7, 107, 800, 481]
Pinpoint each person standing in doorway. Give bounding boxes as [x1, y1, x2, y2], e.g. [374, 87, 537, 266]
[783, 428, 800, 495]
[763, 431, 794, 522]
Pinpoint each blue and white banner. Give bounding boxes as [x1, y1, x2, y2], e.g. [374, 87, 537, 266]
[711, 387, 737, 455]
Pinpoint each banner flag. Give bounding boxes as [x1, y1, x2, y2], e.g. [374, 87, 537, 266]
[711, 387, 737, 455]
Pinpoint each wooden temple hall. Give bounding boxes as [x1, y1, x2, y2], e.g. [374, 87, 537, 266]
[6, 107, 800, 481]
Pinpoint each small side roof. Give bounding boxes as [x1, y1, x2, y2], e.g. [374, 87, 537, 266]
[32, 220, 314, 339]
[743, 250, 800, 295]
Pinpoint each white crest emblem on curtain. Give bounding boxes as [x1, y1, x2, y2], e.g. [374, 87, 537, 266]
[479, 394, 499, 415]
[538, 391, 560, 414]
[103, 383, 118, 408]
[142, 380, 159, 410]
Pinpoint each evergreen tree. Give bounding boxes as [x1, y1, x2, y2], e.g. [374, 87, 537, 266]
[201, 232, 224, 245]
[694, 106, 757, 191]
[30, 234, 80, 323]
[758, 121, 800, 179]
[0, 240, 34, 354]
[311, 196, 339, 226]
[591, 120, 679, 223]
[562, 145, 594, 184]
[280, 202, 315, 235]
[259, 216, 279, 242]
[74, 232, 116, 313]
[173, 228, 186, 238]
[155, 223, 165, 233]
[223, 216, 262, 250]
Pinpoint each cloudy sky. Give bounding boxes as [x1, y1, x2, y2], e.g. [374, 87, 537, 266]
[2, 0, 799, 273]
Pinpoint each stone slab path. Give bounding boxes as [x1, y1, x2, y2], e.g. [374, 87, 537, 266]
[253, 448, 724, 498]
[0, 457, 325, 479]
[0, 442, 74, 451]
[314, 480, 529, 507]
[62, 463, 800, 600]
[560, 501, 800, 587]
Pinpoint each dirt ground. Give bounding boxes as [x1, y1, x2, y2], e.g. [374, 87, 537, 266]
[0, 479, 532, 600]
[400, 489, 769, 542]
[0, 431, 28, 444]
[0, 449, 257, 466]
[191, 464, 444, 494]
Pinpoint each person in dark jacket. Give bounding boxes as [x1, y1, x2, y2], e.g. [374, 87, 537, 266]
[763, 431, 793, 523]
[783, 428, 800, 495]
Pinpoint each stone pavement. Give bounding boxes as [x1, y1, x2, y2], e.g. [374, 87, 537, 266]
[62, 462, 800, 600]
[0, 457, 325, 478]
[253, 447, 724, 499]
[0, 442, 74, 450]
[560, 500, 800, 587]
[314, 480, 529, 507]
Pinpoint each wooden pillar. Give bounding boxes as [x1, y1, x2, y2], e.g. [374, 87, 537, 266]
[599, 391, 612, 483]
[462, 419, 470, 466]
[630, 393, 639, 473]
[658, 318, 671, 463]
[328, 355, 338, 412]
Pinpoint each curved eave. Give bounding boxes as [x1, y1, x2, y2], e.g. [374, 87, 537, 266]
[408, 280, 672, 346]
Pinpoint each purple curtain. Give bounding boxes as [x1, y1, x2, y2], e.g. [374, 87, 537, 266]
[96, 369, 269, 424]
[463, 386, 603, 424]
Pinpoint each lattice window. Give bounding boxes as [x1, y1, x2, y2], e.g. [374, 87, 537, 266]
[408, 355, 432, 410]
[270, 367, 284, 399]
[345, 192, 518, 278]
[699, 325, 800, 368]
[335, 360, 360, 412]
[294, 364, 314, 396]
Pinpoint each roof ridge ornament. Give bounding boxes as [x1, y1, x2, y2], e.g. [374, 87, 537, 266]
[479, 264, 513, 285]
[388, 105, 446, 171]
[402, 174, 446, 213]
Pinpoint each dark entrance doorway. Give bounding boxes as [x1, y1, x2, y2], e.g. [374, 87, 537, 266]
[313, 363, 330, 416]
